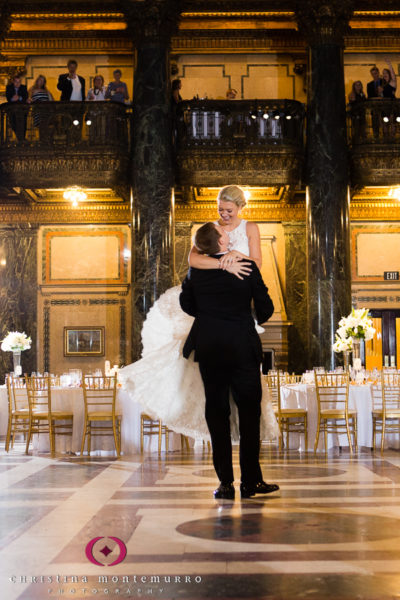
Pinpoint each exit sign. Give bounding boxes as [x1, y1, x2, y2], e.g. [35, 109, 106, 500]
[384, 271, 399, 280]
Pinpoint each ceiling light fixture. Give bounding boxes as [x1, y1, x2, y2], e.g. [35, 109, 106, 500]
[63, 186, 87, 208]
[388, 187, 400, 201]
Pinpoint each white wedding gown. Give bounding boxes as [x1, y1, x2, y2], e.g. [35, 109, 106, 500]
[119, 220, 280, 442]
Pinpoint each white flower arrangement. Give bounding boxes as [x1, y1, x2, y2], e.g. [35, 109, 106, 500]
[1, 331, 32, 352]
[332, 308, 375, 353]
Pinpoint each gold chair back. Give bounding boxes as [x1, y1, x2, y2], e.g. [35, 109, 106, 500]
[25, 375, 73, 455]
[5, 376, 29, 452]
[372, 372, 400, 452]
[81, 374, 121, 456]
[314, 371, 357, 454]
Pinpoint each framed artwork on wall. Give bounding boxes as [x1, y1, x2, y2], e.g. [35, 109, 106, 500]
[64, 326, 105, 357]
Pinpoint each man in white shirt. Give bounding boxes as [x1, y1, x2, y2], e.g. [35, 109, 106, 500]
[57, 60, 85, 101]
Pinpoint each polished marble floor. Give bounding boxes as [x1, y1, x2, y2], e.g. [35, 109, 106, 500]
[2, 443, 400, 599]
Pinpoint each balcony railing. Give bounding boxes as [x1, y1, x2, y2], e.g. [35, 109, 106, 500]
[347, 99, 400, 184]
[0, 101, 131, 188]
[177, 99, 305, 148]
[175, 99, 305, 186]
[347, 99, 400, 146]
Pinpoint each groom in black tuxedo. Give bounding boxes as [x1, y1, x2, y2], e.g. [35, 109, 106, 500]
[179, 222, 279, 499]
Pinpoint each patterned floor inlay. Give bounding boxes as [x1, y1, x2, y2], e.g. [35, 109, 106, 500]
[2, 443, 400, 599]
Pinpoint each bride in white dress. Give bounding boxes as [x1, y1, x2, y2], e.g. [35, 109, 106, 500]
[119, 185, 280, 442]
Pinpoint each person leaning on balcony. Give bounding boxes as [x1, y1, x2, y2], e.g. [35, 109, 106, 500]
[86, 75, 107, 144]
[6, 74, 28, 141]
[105, 69, 129, 104]
[57, 59, 86, 101]
[367, 66, 384, 139]
[380, 60, 397, 139]
[348, 80, 366, 142]
[367, 66, 383, 99]
[86, 75, 106, 101]
[381, 60, 397, 99]
[27, 75, 54, 140]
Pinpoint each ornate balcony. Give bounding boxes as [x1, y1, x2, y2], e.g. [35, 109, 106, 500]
[175, 99, 305, 186]
[347, 99, 400, 185]
[0, 102, 131, 189]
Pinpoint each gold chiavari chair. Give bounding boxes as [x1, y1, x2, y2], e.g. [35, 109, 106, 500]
[26, 376, 73, 456]
[140, 413, 190, 454]
[81, 374, 122, 457]
[140, 413, 169, 454]
[372, 371, 400, 453]
[265, 372, 308, 451]
[5, 376, 30, 451]
[314, 371, 357, 454]
[285, 373, 303, 384]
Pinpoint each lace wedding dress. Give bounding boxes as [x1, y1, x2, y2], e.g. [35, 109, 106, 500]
[119, 220, 280, 442]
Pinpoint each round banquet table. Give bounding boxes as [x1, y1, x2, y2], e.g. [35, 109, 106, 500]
[0, 386, 184, 455]
[280, 382, 400, 452]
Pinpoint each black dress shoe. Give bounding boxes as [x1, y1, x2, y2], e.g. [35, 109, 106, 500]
[213, 483, 235, 499]
[240, 481, 280, 498]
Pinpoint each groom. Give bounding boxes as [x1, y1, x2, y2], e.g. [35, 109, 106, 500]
[179, 222, 279, 499]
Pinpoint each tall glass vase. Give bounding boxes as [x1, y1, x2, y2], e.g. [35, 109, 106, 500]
[352, 339, 362, 370]
[12, 351, 22, 376]
[343, 350, 350, 372]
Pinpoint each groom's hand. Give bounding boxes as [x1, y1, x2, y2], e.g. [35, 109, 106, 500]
[224, 261, 252, 280]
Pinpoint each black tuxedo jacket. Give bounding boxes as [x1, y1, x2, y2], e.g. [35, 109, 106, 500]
[179, 257, 274, 366]
[367, 79, 383, 99]
[6, 83, 28, 103]
[57, 73, 86, 101]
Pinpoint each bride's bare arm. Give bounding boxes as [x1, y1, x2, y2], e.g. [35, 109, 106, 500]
[246, 222, 262, 268]
[188, 245, 220, 269]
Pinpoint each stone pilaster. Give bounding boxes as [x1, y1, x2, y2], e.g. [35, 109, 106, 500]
[295, 1, 353, 369]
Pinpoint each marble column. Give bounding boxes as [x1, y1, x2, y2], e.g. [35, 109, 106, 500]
[296, 1, 353, 369]
[0, 226, 37, 381]
[283, 222, 308, 374]
[124, 0, 181, 360]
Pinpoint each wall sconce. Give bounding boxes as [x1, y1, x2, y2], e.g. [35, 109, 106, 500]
[63, 186, 87, 207]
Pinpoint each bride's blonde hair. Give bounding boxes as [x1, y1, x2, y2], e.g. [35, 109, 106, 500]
[217, 185, 246, 208]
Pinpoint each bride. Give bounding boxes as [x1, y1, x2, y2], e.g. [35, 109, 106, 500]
[119, 185, 280, 442]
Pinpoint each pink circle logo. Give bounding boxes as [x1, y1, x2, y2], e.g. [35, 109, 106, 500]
[85, 536, 127, 566]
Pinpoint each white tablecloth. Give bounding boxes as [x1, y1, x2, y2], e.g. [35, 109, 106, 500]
[0, 386, 183, 455]
[280, 383, 399, 451]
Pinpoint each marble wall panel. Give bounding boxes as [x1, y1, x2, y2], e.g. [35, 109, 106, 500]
[283, 222, 308, 374]
[0, 226, 37, 380]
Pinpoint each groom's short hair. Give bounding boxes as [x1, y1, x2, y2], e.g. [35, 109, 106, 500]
[194, 222, 221, 255]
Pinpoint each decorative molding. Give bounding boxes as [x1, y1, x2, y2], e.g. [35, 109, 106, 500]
[295, 0, 353, 46]
[0, 203, 130, 224]
[175, 198, 306, 223]
[122, 0, 181, 44]
[50, 299, 81, 305]
[177, 150, 304, 187]
[89, 299, 120, 305]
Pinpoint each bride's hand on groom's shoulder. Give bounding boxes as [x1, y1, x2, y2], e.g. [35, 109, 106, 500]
[223, 261, 252, 280]
[218, 250, 243, 269]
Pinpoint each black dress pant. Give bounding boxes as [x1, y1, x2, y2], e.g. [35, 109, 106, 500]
[199, 360, 263, 486]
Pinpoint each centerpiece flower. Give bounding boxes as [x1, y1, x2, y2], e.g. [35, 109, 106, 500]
[1, 331, 31, 375]
[332, 308, 375, 369]
[1, 331, 31, 352]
